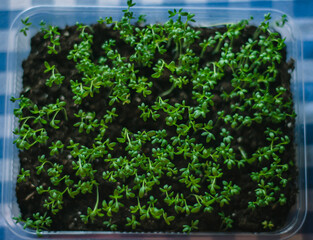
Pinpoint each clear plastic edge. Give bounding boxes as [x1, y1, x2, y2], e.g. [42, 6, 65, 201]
[1, 5, 307, 240]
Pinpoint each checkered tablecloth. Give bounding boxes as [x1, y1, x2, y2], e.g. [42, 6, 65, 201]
[1, 0, 313, 239]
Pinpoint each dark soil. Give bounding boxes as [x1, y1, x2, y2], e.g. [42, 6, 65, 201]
[16, 23, 297, 233]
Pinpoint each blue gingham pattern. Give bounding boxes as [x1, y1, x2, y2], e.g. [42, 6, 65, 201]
[1, 0, 313, 239]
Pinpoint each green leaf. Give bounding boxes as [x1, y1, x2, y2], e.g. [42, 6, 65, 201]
[166, 61, 176, 73]
[191, 206, 201, 213]
[139, 186, 145, 198]
[151, 72, 162, 78]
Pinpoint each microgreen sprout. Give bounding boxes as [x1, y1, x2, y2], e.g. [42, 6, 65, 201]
[183, 220, 199, 233]
[262, 220, 275, 230]
[20, 17, 32, 36]
[17, 168, 30, 183]
[44, 61, 65, 87]
[13, 212, 52, 236]
[40, 21, 61, 54]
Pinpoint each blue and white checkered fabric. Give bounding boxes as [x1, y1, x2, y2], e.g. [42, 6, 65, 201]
[1, 0, 313, 239]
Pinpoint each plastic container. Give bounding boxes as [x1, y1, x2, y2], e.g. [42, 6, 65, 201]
[1, 5, 307, 239]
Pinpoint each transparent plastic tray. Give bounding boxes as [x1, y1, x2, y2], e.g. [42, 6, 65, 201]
[1, 5, 307, 239]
